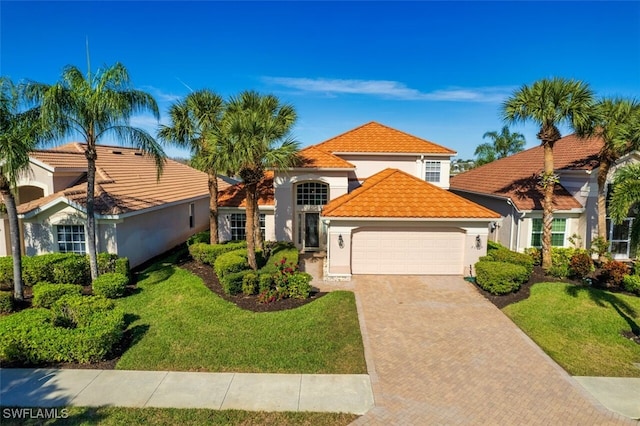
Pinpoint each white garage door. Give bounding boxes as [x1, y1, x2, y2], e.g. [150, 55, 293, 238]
[351, 229, 464, 275]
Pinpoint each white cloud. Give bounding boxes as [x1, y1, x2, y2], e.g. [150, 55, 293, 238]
[262, 77, 513, 103]
[141, 85, 182, 103]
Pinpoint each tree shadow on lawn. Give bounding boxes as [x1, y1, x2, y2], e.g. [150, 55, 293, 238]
[565, 285, 640, 341]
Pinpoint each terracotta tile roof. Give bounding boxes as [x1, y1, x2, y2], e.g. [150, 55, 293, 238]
[314, 121, 456, 155]
[218, 171, 275, 208]
[19, 143, 232, 216]
[296, 146, 355, 169]
[449, 134, 603, 211]
[322, 168, 500, 219]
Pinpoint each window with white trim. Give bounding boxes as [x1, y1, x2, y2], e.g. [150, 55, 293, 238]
[56, 225, 86, 254]
[531, 218, 566, 247]
[424, 161, 441, 183]
[296, 182, 328, 206]
[230, 213, 266, 241]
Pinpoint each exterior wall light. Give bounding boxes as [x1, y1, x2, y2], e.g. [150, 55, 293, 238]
[338, 234, 344, 249]
[475, 235, 482, 249]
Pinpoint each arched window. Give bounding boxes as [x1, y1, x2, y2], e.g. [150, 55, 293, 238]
[296, 182, 328, 206]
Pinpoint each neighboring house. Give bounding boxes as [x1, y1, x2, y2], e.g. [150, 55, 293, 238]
[219, 122, 500, 277]
[0, 143, 231, 268]
[450, 134, 639, 260]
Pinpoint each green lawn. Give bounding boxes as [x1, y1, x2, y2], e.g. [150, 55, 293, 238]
[503, 282, 640, 377]
[0, 407, 357, 426]
[114, 258, 367, 374]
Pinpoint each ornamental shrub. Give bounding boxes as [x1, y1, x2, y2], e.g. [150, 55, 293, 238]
[214, 249, 248, 278]
[32, 283, 83, 308]
[0, 257, 12, 289]
[258, 273, 274, 293]
[22, 254, 67, 286]
[599, 260, 629, 288]
[0, 306, 125, 364]
[486, 248, 534, 276]
[0, 291, 13, 313]
[51, 294, 115, 328]
[259, 243, 299, 274]
[97, 253, 130, 277]
[622, 275, 640, 294]
[221, 270, 250, 295]
[524, 247, 541, 266]
[475, 261, 528, 295]
[187, 230, 210, 246]
[287, 272, 313, 299]
[92, 273, 129, 299]
[52, 254, 90, 285]
[189, 241, 247, 266]
[569, 251, 594, 278]
[242, 272, 259, 295]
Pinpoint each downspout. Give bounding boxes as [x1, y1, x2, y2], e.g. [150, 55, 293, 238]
[515, 210, 526, 252]
[507, 199, 515, 251]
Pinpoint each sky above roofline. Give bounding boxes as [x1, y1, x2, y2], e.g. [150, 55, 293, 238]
[2, 1, 639, 161]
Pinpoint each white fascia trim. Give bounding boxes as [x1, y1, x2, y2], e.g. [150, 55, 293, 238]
[449, 188, 519, 205]
[321, 216, 499, 222]
[519, 208, 585, 214]
[18, 197, 79, 219]
[29, 158, 86, 173]
[332, 152, 454, 157]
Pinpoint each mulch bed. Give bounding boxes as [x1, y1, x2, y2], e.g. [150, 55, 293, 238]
[176, 257, 327, 313]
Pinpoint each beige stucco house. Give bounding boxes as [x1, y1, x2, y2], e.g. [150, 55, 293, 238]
[0, 143, 229, 268]
[219, 122, 500, 277]
[450, 133, 639, 260]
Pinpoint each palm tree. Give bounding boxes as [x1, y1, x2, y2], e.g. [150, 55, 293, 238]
[223, 91, 299, 270]
[609, 163, 640, 258]
[503, 77, 594, 270]
[474, 126, 526, 166]
[592, 98, 640, 247]
[25, 63, 166, 280]
[0, 77, 46, 301]
[158, 90, 229, 245]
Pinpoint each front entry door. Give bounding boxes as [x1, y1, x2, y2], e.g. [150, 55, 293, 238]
[304, 213, 320, 249]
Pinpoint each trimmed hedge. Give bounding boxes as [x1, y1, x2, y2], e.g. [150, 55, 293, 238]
[0, 253, 130, 288]
[259, 243, 299, 274]
[214, 249, 249, 279]
[475, 261, 529, 295]
[51, 294, 115, 327]
[287, 272, 313, 299]
[189, 241, 247, 266]
[485, 248, 534, 276]
[242, 272, 259, 295]
[0, 291, 13, 313]
[92, 273, 129, 299]
[32, 283, 83, 309]
[221, 270, 251, 295]
[52, 254, 91, 285]
[0, 305, 125, 364]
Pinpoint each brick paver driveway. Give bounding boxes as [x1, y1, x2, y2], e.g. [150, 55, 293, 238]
[350, 275, 633, 425]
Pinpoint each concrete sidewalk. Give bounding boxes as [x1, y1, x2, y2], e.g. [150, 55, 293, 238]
[574, 376, 640, 420]
[0, 369, 374, 414]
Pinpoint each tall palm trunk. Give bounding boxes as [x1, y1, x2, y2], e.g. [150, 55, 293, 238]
[539, 124, 561, 271]
[253, 200, 263, 251]
[245, 182, 258, 270]
[85, 147, 99, 280]
[208, 172, 219, 245]
[0, 182, 24, 301]
[541, 143, 554, 270]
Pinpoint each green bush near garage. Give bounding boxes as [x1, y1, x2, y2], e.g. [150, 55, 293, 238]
[188, 241, 247, 266]
[0, 291, 13, 313]
[475, 261, 529, 295]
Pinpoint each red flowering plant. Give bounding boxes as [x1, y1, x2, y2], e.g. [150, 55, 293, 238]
[257, 257, 298, 303]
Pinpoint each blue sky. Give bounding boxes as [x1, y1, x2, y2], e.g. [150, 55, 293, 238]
[2, 1, 639, 160]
